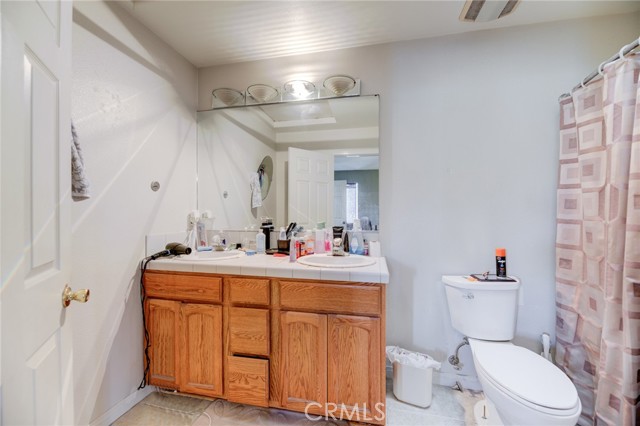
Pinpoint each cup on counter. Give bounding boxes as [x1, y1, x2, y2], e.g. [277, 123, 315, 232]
[277, 239, 290, 254]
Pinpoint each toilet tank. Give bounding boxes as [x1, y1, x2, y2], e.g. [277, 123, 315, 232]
[442, 275, 520, 341]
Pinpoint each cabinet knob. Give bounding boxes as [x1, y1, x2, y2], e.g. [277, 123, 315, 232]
[62, 284, 90, 308]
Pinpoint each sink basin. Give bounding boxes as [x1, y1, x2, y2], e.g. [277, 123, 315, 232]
[297, 254, 376, 268]
[177, 250, 243, 261]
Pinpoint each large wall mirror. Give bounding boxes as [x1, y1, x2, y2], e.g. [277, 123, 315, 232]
[197, 95, 379, 231]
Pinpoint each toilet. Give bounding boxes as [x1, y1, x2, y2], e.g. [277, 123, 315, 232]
[442, 276, 581, 426]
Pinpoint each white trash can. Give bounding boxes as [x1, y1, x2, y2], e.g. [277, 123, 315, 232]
[386, 346, 441, 408]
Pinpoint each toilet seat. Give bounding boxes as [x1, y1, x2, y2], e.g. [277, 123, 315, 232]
[470, 339, 580, 416]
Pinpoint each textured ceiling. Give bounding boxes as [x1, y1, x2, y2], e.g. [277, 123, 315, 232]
[120, 1, 640, 68]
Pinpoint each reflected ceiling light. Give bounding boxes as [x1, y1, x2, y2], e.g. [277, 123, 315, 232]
[323, 75, 356, 96]
[247, 84, 279, 103]
[212, 88, 245, 106]
[283, 80, 316, 98]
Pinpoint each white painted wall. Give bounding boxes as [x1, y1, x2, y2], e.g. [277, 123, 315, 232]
[198, 13, 640, 386]
[70, 2, 197, 423]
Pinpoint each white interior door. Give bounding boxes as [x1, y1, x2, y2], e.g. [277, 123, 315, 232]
[288, 147, 334, 229]
[333, 180, 347, 227]
[1, 1, 75, 424]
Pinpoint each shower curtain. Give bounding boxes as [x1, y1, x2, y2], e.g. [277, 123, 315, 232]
[555, 52, 640, 426]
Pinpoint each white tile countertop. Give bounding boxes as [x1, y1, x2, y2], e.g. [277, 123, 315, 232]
[147, 253, 389, 284]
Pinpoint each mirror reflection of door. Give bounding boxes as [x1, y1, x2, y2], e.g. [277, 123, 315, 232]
[287, 147, 334, 229]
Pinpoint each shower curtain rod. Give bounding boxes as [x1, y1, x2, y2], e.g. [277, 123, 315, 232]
[559, 37, 639, 100]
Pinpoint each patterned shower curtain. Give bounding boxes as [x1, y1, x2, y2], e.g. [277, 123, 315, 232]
[555, 51, 640, 426]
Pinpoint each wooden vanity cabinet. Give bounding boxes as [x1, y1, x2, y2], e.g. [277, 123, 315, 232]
[144, 271, 385, 425]
[274, 280, 386, 425]
[279, 311, 328, 415]
[144, 272, 224, 398]
[146, 299, 180, 389]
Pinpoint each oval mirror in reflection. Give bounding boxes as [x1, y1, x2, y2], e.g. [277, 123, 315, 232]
[258, 155, 273, 200]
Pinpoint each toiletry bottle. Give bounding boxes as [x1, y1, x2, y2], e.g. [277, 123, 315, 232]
[196, 220, 208, 248]
[350, 234, 359, 254]
[296, 238, 302, 258]
[496, 248, 507, 277]
[333, 226, 344, 239]
[289, 238, 297, 262]
[279, 227, 286, 241]
[256, 231, 266, 254]
[343, 231, 350, 253]
[315, 229, 325, 253]
[306, 231, 315, 255]
[325, 229, 331, 252]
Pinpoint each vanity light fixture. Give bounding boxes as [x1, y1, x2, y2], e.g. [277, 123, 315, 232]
[246, 84, 279, 103]
[212, 88, 245, 107]
[323, 75, 357, 96]
[211, 75, 360, 109]
[283, 80, 316, 99]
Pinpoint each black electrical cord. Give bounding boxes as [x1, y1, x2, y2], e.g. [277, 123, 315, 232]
[137, 250, 171, 390]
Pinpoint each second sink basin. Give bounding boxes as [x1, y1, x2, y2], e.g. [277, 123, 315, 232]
[297, 253, 376, 268]
[177, 250, 243, 261]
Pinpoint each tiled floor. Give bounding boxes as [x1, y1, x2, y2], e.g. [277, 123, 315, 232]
[113, 380, 483, 426]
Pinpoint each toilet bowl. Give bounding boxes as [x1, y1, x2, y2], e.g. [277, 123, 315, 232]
[442, 276, 581, 426]
[469, 339, 581, 426]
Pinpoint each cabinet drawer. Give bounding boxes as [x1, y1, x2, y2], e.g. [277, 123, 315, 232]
[144, 272, 222, 303]
[279, 281, 381, 316]
[228, 277, 270, 306]
[227, 356, 269, 407]
[229, 307, 269, 356]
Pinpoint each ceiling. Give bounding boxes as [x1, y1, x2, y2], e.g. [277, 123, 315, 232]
[120, 1, 639, 68]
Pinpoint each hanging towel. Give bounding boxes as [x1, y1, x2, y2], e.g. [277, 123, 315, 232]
[250, 172, 262, 208]
[71, 122, 91, 201]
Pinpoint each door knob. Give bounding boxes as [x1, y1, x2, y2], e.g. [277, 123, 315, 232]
[62, 284, 90, 308]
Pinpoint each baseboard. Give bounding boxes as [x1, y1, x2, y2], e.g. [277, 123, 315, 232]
[89, 386, 153, 426]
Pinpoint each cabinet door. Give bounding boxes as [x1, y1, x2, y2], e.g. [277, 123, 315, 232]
[147, 299, 181, 389]
[280, 311, 327, 414]
[328, 315, 383, 423]
[180, 303, 223, 397]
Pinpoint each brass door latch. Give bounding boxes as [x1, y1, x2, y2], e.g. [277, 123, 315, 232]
[62, 284, 90, 308]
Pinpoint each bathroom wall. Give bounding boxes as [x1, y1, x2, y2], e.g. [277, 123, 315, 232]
[197, 108, 278, 230]
[198, 12, 640, 386]
[70, 2, 197, 424]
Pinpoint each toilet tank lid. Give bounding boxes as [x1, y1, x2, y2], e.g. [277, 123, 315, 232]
[442, 275, 520, 291]
[471, 340, 579, 410]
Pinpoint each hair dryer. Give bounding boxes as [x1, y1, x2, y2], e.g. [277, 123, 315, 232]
[166, 242, 192, 256]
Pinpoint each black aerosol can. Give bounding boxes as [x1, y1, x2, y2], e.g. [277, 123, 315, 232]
[496, 248, 507, 278]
